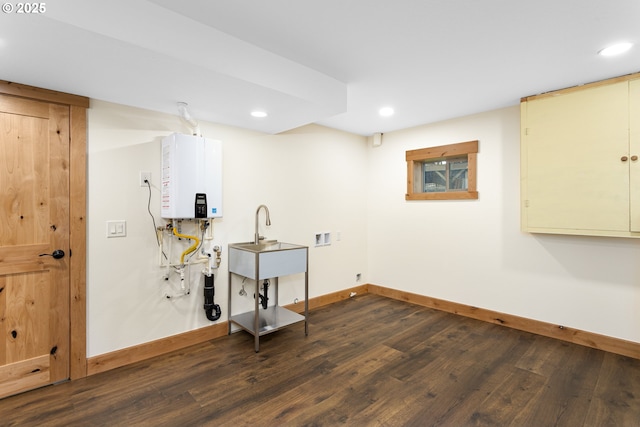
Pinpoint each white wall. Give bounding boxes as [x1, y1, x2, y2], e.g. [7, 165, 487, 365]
[87, 100, 369, 357]
[87, 100, 640, 358]
[367, 106, 640, 343]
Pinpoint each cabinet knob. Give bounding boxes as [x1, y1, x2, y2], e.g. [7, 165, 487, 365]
[621, 156, 629, 162]
[632, 155, 639, 161]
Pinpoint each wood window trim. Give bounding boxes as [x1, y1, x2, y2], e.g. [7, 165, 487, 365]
[0, 80, 88, 379]
[406, 140, 478, 200]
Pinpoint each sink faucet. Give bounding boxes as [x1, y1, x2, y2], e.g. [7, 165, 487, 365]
[254, 204, 271, 244]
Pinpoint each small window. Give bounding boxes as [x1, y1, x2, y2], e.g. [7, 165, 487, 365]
[406, 140, 478, 200]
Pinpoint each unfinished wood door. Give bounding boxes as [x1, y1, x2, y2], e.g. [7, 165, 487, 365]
[0, 94, 70, 398]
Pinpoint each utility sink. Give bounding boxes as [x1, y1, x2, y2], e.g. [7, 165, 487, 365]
[228, 240, 308, 280]
[229, 206, 309, 352]
[228, 239, 309, 352]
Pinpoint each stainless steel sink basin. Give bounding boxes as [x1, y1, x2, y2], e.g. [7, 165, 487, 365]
[228, 240, 308, 280]
[229, 240, 306, 253]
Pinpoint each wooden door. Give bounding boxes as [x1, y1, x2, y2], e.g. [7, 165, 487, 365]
[0, 94, 71, 398]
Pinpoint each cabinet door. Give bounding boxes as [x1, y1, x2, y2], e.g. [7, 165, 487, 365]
[630, 79, 640, 232]
[523, 82, 629, 233]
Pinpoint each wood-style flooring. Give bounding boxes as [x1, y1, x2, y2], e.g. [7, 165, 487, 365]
[1, 293, 639, 426]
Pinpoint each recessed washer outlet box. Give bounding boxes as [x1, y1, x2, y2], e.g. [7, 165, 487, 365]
[314, 231, 331, 247]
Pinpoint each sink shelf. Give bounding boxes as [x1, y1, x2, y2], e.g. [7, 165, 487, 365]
[230, 306, 305, 336]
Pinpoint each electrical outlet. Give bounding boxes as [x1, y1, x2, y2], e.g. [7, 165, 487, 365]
[140, 171, 151, 187]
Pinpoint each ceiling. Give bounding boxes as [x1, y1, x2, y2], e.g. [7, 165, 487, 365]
[1, 0, 639, 135]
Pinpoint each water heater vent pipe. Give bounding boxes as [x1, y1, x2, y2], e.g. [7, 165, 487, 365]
[177, 102, 201, 136]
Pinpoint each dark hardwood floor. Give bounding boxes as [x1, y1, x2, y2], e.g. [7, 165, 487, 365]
[1, 293, 639, 426]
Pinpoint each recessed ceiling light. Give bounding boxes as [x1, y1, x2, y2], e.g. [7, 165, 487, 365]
[251, 111, 268, 118]
[379, 107, 394, 117]
[598, 42, 633, 57]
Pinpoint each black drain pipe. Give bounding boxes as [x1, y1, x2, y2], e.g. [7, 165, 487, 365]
[259, 279, 269, 309]
[204, 273, 221, 321]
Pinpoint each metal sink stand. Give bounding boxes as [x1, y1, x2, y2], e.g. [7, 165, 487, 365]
[228, 249, 308, 352]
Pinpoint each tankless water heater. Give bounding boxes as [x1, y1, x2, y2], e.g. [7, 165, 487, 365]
[161, 133, 223, 219]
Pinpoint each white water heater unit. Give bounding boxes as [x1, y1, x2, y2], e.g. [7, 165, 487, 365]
[161, 133, 223, 219]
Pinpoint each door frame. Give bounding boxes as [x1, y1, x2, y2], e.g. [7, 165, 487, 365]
[0, 80, 89, 379]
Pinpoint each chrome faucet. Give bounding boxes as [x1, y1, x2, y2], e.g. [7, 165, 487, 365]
[254, 204, 271, 244]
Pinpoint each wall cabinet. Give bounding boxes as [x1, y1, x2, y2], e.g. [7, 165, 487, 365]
[521, 73, 640, 238]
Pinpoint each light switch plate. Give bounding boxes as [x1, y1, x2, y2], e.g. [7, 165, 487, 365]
[106, 220, 127, 238]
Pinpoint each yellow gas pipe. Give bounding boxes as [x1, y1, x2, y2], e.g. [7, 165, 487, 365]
[172, 226, 200, 264]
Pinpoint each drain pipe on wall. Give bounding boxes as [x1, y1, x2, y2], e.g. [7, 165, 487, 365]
[203, 244, 222, 321]
[203, 272, 221, 321]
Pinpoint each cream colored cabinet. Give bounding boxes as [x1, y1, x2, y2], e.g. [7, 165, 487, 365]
[629, 78, 640, 232]
[521, 74, 640, 238]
